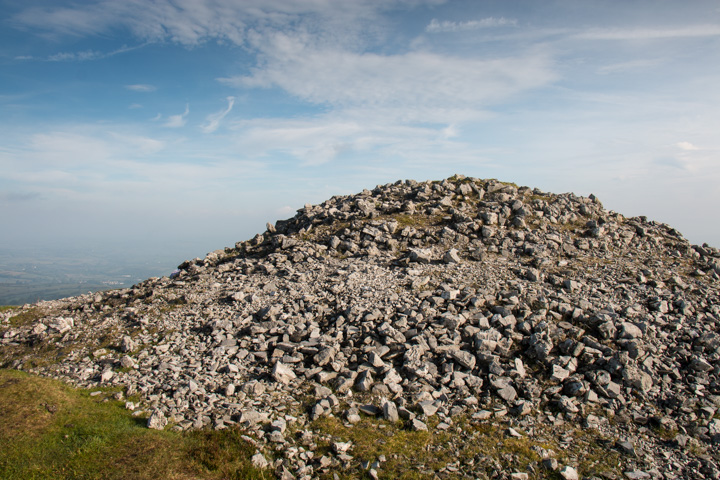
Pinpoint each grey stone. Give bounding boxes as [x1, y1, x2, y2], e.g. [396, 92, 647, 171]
[147, 409, 167, 430]
[559, 466, 578, 480]
[411, 419, 428, 431]
[496, 385, 517, 403]
[551, 365, 570, 383]
[251, 452, 269, 469]
[623, 471, 651, 480]
[355, 370, 373, 392]
[619, 322, 643, 339]
[120, 356, 135, 369]
[120, 335, 136, 353]
[449, 350, 476, 370]
[622, 364, 653, 393]
[272, 362, 296, 384]
[443, 248, 462, 264]
[383, 401, 399, 422]
[616, 439, 636, 456]
[409, 248, 433, 264]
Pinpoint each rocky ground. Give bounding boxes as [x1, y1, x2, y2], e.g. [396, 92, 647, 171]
[2, 175, 720, 479]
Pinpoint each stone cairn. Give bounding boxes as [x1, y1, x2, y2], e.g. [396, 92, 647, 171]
[2, 175, 719, 479]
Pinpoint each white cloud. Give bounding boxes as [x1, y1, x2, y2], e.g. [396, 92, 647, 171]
[676, 141, 699, 151]
[230, 112, 484, 166]
[0, 124, 265, 197]
[426, 17, 517, 33]
[164, 104, 189, 128]
[126, 84, 156, 92]
[223, 32, 555, 116]
[201, 97, 235, 133]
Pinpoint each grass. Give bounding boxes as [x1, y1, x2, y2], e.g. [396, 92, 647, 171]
[307, 411, 622, 480]
[0, 369, 269, 480]
[393, 214, 430, 229]
[0, 366, 630, 480]
[5, 307, 47, 328]
[311, 415, 438, 479]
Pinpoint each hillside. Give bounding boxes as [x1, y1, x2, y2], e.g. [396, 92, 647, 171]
[2, 175, 720, 479]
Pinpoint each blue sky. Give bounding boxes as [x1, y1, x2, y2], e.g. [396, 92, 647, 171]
[2, 0, 720, 271]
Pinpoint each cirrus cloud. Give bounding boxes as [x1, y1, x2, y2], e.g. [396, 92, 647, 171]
[426, 17, 517, 33]
[202, 97, 235, 133]
[125, 84, 157, 92]
[164, 104, 189, 128]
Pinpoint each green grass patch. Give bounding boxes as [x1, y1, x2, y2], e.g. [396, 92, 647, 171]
[0, 369, 269, 480]
[307, 411, 623, 480]
[6, 307, 46, 328]
[312, 415, 437, 479]
[393, 214, 423, 228]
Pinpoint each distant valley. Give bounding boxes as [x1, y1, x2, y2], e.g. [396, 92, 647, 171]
[0, 248, 178, 305]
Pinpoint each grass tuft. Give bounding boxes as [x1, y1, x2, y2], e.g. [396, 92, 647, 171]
[7, 308, 46, 328]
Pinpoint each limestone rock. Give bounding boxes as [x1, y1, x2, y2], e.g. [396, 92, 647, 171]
[147, 409, 167, 430]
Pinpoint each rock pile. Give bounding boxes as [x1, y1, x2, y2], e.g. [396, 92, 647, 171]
[2, 175, 720, 479]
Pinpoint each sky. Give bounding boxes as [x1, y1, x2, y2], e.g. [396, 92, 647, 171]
[1, 0, 720, 275]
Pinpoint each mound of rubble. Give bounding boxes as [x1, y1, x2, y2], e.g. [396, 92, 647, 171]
[2, 175, 720, 479]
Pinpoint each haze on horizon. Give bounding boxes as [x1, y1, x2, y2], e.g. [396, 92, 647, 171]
[1, 0, 719, 279]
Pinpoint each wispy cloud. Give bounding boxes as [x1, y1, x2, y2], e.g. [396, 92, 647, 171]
[164, 104, 189, 128]
[48, 50, 103, 61]
[426, 17, 517, 33]
[597, 59, 662, 74]
[222, 32, 555, 119]
[46, 44, 143, 62]
[125, 84, 156, 92]
[201, 97, 235, 133]
[0, 123, 266, 193]
[108, 132, 165, 155]
[575, 25, 720, 41]
[230, 113, 484, 166]
[11, 0, 436, 47]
